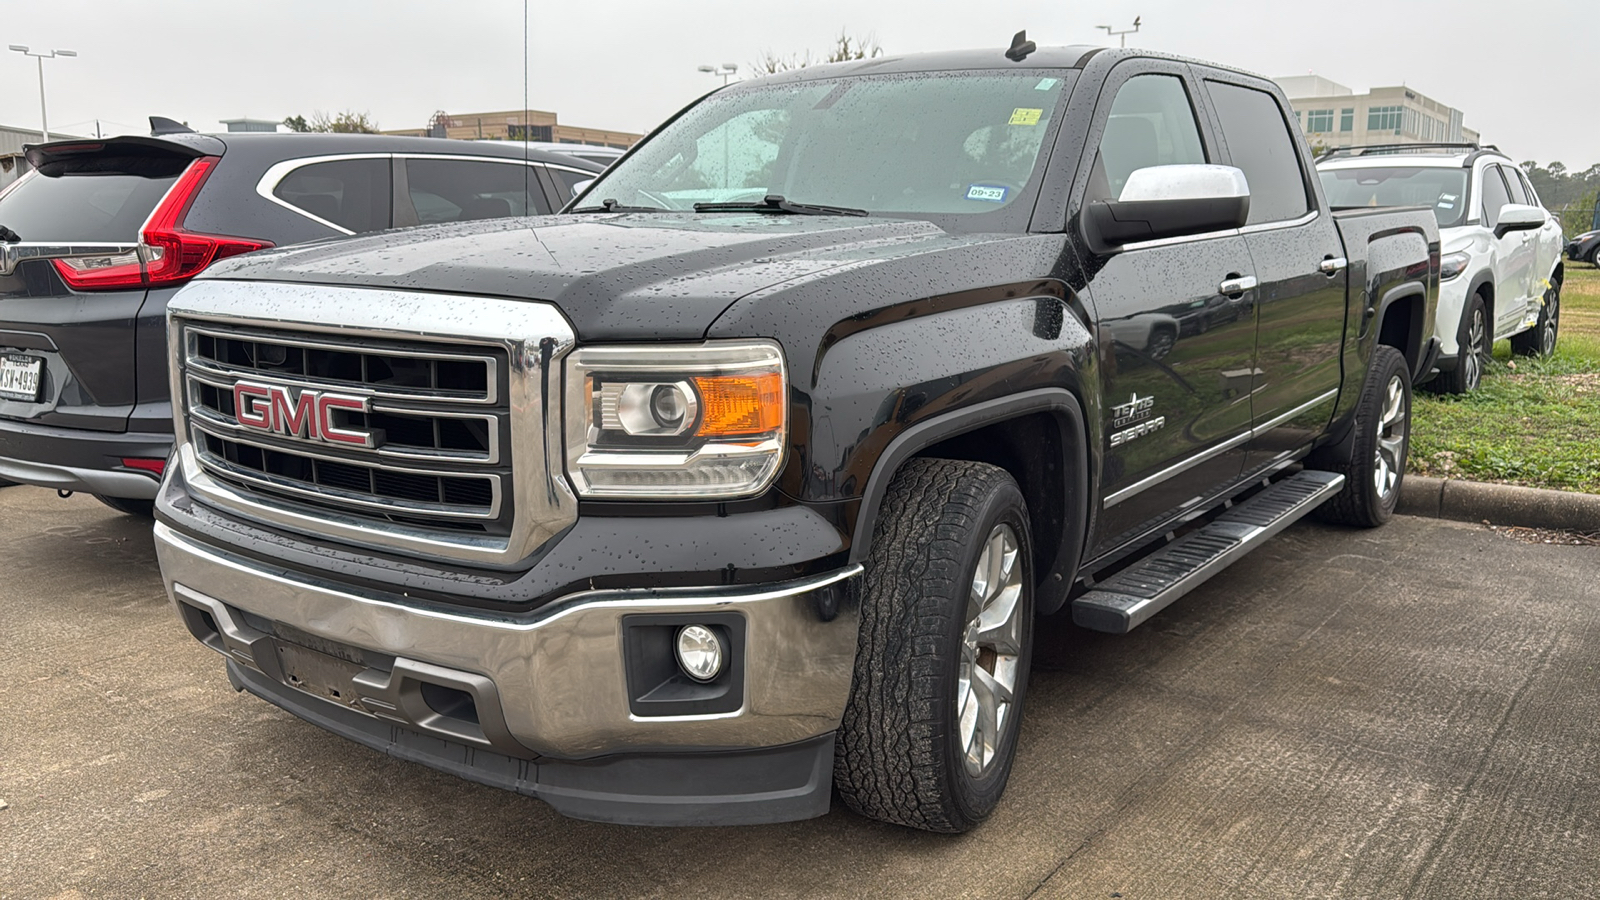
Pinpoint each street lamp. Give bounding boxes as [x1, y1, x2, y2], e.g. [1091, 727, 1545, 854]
[8, 45, 77, 142]
[697, 63, 738, 86]
[1096, 17, 1142, 48]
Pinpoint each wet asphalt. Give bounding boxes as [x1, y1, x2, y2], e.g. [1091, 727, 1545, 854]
[1, 484, 1597, 899]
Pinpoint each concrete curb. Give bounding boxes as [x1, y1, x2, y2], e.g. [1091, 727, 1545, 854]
[1398, 476, 1600, 533]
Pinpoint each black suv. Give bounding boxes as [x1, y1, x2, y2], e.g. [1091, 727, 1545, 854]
[0, 132, 601, 512]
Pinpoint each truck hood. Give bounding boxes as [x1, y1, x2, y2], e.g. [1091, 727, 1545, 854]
[200, 213, 1000, 340]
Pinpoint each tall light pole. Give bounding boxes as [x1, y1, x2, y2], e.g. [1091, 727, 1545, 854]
[697, 64, 739, 188]
[697, 63, 738, 86]
[8, 45, 77, 142]
[1096, 17, 1142, 48]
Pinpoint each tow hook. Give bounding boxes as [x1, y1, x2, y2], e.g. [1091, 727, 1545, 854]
[57, 490, 73, 499]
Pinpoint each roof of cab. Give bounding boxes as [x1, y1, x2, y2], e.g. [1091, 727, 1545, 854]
[746, 44, 1107, 84]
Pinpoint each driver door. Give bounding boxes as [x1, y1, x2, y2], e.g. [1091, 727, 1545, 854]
[1075, 63, 1259, 557]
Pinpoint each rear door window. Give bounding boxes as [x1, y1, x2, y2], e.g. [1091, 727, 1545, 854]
[1513, 169, 1543, 208]
[1500, 165, 1531, 206]
[0, 170, 179, 242]
[404, 158, 550, 224]
[272, 158, 391, 233]
[1204, 81, 1311, 224]
[546, 166, 596, 202]
[1479, 166, 1512, 228]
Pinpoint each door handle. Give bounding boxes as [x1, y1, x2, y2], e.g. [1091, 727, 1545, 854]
[1320, 257, 1348, 274]
[1219, 276, 1257, 296]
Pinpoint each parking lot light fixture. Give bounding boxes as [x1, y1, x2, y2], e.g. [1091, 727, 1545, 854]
[698, 63, 738, 86]
[9, 45, 78, 142]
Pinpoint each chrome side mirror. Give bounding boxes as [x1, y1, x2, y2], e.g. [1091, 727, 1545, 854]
[1084, 164, 1251, 253]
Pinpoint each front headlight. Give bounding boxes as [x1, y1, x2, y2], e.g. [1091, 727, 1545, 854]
[564, 340, 787, 499]
[1439, 251, 1471, 281]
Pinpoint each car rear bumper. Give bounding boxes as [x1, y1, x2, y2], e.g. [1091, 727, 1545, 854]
[154, 521, 861, 824]
[0, 418, 170, 498]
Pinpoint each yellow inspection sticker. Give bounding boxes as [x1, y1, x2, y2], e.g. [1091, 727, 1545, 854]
[1008, 107, 1043, 126]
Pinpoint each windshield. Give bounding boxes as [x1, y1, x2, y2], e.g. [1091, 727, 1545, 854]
[575, 70, 1076, 229]
[1318, 166, 1470, 229]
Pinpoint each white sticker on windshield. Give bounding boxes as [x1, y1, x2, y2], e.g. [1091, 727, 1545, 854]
[1035, 78, 1059, 91]
[1437, 201, 1455, 209]
[967, 184, 1009, 203]
[1439, 193, 1458, 202]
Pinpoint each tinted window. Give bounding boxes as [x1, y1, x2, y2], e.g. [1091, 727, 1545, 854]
[0, 170, 178, 242]
[1092, 74, 1207, 201]
[1514, 169, 1543, 209]
[273, 158, 391, 232]
[1205, 82, 1310, 224]
[1479, 166, 1512, 228]
[404, 158, 549, 224]
[1499, 165, 1530, 206]
[547, 166, 596, 201]
[1319, 166, 1469, 228]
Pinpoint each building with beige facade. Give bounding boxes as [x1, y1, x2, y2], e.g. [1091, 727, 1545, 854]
[1274, 75, 1479, 152]
[383, 109, 642, 149]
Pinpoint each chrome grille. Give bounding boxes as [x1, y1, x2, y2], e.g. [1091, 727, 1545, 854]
[186, 325, 498, 404]
[167, 282, 578, 565]
[182, 326, 510, 532]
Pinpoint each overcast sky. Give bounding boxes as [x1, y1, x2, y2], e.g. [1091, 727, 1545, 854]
[4, 0, 1595, 168]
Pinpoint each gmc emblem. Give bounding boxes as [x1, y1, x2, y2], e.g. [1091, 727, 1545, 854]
[232, 381, 377, 448]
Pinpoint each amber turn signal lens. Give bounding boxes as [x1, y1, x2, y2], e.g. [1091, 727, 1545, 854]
[693, 372, 784, 437]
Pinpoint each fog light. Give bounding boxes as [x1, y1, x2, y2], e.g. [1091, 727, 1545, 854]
[675, 625, 725, 682]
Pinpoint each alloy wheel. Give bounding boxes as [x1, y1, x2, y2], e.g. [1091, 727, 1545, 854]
[1463, 306, 1486, 391]
[1372, 375, 1408, 501]
[1541, 293, 1559, 357]
[958, 523, 1024, 777]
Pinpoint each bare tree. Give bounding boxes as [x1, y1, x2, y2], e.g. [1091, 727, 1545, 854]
[753, 30, 883, 74]
[300, 110, 380, 134]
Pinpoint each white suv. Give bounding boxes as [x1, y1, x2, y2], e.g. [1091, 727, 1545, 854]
[1318, 145, 1565, 393]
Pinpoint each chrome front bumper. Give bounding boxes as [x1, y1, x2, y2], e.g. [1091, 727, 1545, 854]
[154, 522, 861, 761]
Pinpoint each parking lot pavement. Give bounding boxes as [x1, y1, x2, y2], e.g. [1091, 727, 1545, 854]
[1, 486, 1598, 899]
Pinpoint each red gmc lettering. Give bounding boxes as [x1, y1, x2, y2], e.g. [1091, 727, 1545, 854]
[270, 390, 318, 438]
[230, 381, 372, 447]
[234, 383, 273, 430]
[317, 395, 370, 446]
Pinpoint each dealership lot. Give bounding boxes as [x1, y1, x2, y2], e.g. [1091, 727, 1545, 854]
[1, 485, 1597, 899]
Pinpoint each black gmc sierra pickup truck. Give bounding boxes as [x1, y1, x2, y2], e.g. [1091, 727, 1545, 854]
[152, 39, 1439, 832]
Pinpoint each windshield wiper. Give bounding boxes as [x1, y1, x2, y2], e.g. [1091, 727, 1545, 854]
[692, 195, 868, 217]
[569, 198, 665, 214]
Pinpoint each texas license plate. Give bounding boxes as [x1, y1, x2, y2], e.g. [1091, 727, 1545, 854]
[0, 354, 43, 402]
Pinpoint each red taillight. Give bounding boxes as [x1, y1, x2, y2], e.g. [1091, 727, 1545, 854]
[120, 457, 167, 476]
[51, 156, 273, 292]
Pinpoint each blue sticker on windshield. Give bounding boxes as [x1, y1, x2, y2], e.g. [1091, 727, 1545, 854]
[967, 184, 1009, 203]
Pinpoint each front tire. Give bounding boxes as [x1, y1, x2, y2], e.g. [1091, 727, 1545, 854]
[835, 458, 1034, 833]
[1314, 345, 1411, 528]
[1431, 294, 1488, 394]
[1511, 282, 1559, 358]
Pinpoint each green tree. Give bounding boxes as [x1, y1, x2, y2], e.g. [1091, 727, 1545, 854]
[1562, 187, 1599, 237]
[282, 115, 310, 133]
[753, 30, 883, 74]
